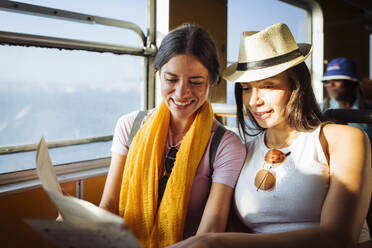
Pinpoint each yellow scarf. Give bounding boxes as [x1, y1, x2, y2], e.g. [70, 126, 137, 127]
[119, 101, 213, 247]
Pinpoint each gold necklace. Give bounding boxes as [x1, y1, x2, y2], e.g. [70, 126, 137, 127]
[169, 125, 187, 136]
[169, 128, 186, 147]
[172, 131, 186, 135]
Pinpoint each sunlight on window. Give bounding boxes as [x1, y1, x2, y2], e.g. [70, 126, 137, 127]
[0, 1, 146, 173]
[0, 46, 143, 147]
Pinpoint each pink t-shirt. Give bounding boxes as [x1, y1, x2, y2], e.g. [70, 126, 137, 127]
[111, 109, 246, 238]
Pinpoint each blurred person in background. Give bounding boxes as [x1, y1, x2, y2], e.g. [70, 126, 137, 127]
[321, 57, 372, 141]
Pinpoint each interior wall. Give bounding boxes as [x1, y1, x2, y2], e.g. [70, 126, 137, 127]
[0, 181, 75, 248]
[169, 0, 227, 103]
[0, 175, 107, 248]
[83, 175, 106, 206]
[316, 0, 370, 79]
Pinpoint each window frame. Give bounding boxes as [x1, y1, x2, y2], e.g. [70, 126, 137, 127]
[279, 0, 324, 102]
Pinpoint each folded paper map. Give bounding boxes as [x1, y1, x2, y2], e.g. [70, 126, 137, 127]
[25, 137, 140, 248]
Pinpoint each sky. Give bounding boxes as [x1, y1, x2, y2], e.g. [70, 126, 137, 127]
[0, 0, 149, 149]
[0, 0, 147, 93]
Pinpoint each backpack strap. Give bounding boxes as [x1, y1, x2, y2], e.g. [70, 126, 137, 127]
[209, 124, 227, 180]
[127, 110, 148, 148]
[128, 112, 226, 180]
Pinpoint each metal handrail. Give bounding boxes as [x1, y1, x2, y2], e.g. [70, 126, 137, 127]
[211, 103, 237, 117]
[0, 1, 146, 45]
[0, 135, 113, 155]
[0, 103, 238, 155]
[0, 157, 110, 191]
[0, 30, 156, 56]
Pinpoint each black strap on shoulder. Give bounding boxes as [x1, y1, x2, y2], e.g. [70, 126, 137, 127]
[127, 110, 148, 148]
[128, 114, 226, 180]
[209, 124, 227, 180]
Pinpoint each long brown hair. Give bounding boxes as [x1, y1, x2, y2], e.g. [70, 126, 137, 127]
[235, 62, 323, 143]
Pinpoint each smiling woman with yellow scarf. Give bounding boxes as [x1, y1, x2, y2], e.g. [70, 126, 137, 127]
[99, 25, 246, 247]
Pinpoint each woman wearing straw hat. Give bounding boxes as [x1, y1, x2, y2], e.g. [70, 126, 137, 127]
[169, 23, 371, 248]
[99, 24, 246, 247]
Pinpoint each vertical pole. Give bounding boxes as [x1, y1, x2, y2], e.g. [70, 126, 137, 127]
[75, 180, 84, 199]
[143, 0, 157, 110]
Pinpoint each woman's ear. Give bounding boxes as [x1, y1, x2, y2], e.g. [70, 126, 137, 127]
[208, 84, 213, 101]
[214, 75, 221, 86]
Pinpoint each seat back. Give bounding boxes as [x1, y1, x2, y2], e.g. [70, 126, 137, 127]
[323, 109, 372, 124]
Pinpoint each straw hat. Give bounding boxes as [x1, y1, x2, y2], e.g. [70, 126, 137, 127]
[223, 23, 312, 83]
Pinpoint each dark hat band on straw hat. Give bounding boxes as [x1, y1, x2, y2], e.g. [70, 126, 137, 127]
[223, 23, 312, 83]
[237, 49, 303, 71]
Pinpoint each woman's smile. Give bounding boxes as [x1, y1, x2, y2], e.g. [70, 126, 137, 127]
[253, 110, 274, 119]
[171, 98, 196, 109]
[160, 54, 211, 122]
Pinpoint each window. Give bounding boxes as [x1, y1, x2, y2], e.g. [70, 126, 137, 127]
[1, 0, 147, 46]
[0, 1, 151, 174]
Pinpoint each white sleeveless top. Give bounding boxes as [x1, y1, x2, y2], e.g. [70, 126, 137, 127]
[235, 126, 371, 242]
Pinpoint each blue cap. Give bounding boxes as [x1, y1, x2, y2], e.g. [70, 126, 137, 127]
[322, 57, 359, 82]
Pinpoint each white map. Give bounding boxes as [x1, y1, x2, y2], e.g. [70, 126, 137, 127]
[25, 137, 140, 248]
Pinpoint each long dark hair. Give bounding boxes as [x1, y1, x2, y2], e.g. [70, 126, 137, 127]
[154, 24, 220, 85]
[235, 62, 323, 143]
